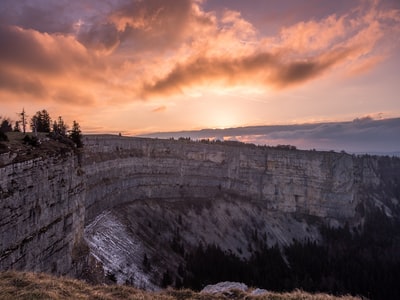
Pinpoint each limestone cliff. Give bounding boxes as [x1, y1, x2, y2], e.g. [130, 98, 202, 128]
[0, 151, 85, 276]
[82, 135, 397, 225]
[1, 134, 399, 284]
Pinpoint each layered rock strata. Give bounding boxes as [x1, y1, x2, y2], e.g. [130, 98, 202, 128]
[0, 152, 85, 275]
[1, 134, 399, 279]
[83, 135, 392, 225]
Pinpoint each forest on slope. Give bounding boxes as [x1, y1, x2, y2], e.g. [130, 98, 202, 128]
[180, 209, 400, 300]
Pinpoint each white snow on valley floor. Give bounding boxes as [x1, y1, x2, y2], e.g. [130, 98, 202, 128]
[84, 210, 157, 290]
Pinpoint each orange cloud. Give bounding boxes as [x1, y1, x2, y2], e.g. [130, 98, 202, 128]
[278, 14, 347, 52]
[346, 55, 386, 76]
[136, 0, 400, 98]
[0, 67, 47, 98]
[108, 0, 196, 52]
[0, 25, 90, 74]
[0, 0, 399, 110]
[152, 106, 167, 113]
[0, 24, 102, 104]
[140, 45, 362, 98]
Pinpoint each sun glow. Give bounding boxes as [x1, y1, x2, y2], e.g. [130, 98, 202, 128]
[0, 1, 399, 135]
[204, 108, 239, 129]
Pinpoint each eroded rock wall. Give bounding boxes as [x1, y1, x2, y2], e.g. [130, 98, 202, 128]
[1, 135, 398, 278]
[0, 153, 85, 275]
[82, 136, 399, 288]
[83, 135, 386, 225]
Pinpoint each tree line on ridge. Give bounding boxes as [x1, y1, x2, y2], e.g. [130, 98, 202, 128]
[0, 108, 82, 148]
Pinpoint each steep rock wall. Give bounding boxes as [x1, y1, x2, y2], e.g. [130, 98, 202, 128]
[82, 136, 400, 287]
[1, 135, 398, 278]
[0, 152, 85, 275]
[83, 135, 387, 226]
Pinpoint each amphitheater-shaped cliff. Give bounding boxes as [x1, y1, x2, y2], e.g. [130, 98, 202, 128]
[82, 135, 399, 224]
[1, 135, 400, 292]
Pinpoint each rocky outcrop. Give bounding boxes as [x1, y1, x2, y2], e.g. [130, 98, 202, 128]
[201, 281, 249, 294]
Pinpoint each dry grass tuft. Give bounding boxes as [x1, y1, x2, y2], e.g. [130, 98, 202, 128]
[0, 272, 362, 300]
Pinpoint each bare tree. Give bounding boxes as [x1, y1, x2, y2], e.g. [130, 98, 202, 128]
[19, 108, 28, 134]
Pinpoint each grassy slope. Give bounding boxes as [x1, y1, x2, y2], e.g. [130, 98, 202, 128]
[0, 272, 361, 300]
[0, 132, 77, 166]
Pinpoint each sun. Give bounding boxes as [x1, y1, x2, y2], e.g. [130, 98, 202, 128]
[204, 109, 238, 129]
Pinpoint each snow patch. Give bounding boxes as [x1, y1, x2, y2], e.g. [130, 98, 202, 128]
[84, 210, 157, 290]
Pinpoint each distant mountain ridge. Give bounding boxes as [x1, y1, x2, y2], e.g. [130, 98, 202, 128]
[138, 117, 400, 155]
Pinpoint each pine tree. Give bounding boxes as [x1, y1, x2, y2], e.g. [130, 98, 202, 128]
[161, 270, 172, 288]
[13, 121, 21, 132]
[30, 110, 51, 133]
[0, 118, 12, 132]
[69, 120, 83, 148]
[53, 116, 68, 136]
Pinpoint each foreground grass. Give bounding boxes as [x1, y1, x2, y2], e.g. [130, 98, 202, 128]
[0, 272, 362, 300]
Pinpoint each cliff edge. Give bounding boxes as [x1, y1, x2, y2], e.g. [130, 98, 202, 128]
[1, 134, 399, 297]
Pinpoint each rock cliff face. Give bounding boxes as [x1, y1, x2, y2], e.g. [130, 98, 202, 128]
[0, 152, 85, 276]
[81, 136, 400, 287]
[82, 135, 392, 225]
[1, 135, 399, 283]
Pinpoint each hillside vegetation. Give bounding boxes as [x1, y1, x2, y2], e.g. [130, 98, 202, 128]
[0, 271, 361, 300]
[0, 132, 77, 166]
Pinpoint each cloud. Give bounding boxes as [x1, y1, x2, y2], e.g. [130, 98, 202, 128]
[110, 0, 193, 34]
[0, 0, 399, 108]
[77, 22, 121, 54]
[0, 24, 104, 103]
[140, 117, 400, 154]
[278, 14, 347, 52]
[140, 45, 359, 97]
[71, 0, 205, 54]
[53, 88, 96, 105]
[151, 106, 167, 113]
[346, 54, 386, 76]
[0, 68, 47, 98]
[137, 0, 400, 98]
[0, 1, 72, 33]
[0, 25, 64, 74]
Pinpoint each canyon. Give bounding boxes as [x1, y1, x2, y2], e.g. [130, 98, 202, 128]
[1, 135, 399, 292]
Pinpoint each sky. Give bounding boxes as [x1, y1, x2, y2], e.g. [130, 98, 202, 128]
[1, 0, 400, 137]
[141, 117, 400, 154]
